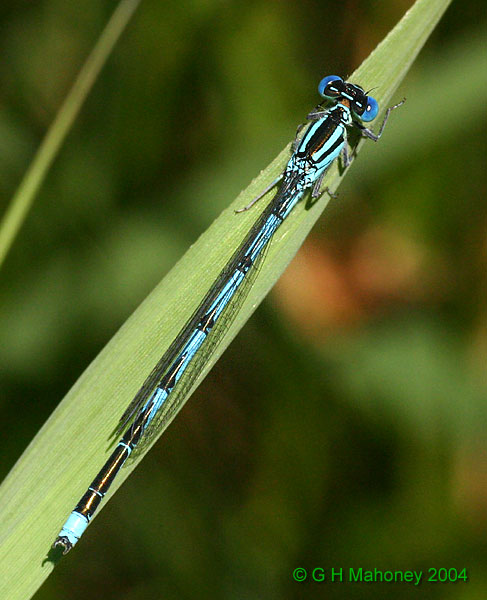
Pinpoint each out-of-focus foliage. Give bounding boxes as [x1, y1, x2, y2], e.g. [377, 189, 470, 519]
[0, 1, 485, 599]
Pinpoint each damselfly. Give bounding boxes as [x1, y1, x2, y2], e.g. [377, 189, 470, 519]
[53, 75, 404, 554]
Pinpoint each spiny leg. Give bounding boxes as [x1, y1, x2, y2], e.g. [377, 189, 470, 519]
[356, 98, 405, 141]
[292, 123, 306, 152]
[234, 174, 283, 213]
[340, 143, 352, 169]
[305, 100, 328, 122]
[311, 171, 338, 200]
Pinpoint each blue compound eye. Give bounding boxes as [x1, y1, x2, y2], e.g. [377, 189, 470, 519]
[361, 96, 379, 121]
[318, 75, 343, 99]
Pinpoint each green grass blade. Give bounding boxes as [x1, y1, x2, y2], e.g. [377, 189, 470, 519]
[0, 0, 452, 597]
[0, 0, 142, 270]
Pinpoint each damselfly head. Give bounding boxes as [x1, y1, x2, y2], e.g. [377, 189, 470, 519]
[341, 82, 379, 122]
[319, 76, 379, 122]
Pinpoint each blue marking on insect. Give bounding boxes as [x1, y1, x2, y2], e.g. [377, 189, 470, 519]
[141, 388, 168, 431]
[57, 511, 89, 548]
[52, 76, 404, 554]
[362, 96, 379, 121]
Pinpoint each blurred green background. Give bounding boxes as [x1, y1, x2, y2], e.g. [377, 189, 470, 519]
[1, 0, 486, 598]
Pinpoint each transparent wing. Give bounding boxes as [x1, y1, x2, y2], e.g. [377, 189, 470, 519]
[116, 177, 304, 459]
